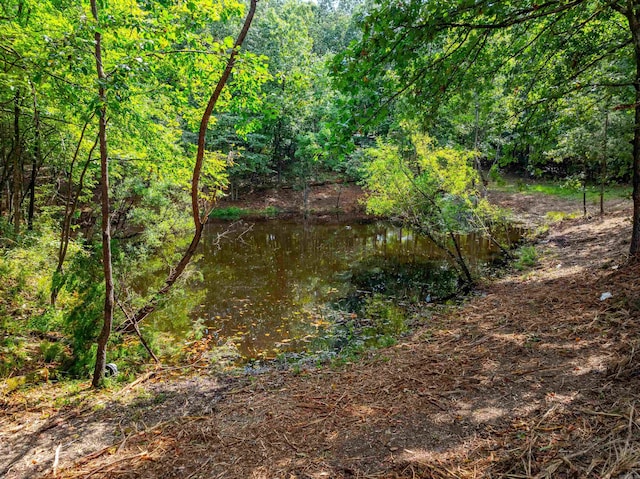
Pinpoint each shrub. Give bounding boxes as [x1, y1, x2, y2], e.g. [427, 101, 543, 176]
[514, 245, 538, 270]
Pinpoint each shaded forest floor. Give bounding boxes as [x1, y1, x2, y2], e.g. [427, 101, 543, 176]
[2, 187, 640, 478]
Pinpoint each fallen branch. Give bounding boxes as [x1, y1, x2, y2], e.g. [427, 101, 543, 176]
[52, 444, 61, 477]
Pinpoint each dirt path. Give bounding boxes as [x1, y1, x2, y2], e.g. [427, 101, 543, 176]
[2, 189, 639, 479]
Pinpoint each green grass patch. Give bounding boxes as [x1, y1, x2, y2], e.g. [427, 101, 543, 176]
[545, 211, 580, 223]
[513, 245, 538, 271]
[262, 205, 280, 218]
[209, 206, 282, 220]
[495, 179, 632, 203]
[209, 206, 248, 220]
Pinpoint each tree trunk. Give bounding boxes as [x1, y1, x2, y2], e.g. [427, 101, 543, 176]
[51, 130, 98, 306]
[0, 138, 7, 218]
[91, 0, 115, 388]
[119, 226, 204, 332]
[28, 86, 40, 231]
[119, 0, 258, 333]
[626, 6, 640, 259]
[12, 90, 21, 235]
[583, 158, 587, 217]
[600, 106, 608, 217]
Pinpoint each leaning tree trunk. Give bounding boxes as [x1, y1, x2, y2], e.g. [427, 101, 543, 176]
[51, 119, 97, 306]
[91, 0, 115, 388]
[119, 0, 258, 333]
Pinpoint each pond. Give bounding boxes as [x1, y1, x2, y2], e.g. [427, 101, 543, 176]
[148, 220, 521, 361]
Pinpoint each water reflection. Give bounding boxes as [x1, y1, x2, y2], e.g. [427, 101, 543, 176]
[147, 221, 518, 360]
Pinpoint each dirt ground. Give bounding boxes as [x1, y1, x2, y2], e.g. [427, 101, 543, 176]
[2, 188, 640, 479]
[215, 182, 370, 222]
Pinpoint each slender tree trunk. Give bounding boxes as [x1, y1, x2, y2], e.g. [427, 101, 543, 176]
[12, 90, 21, 234]
[273, 121, 283, 184]
[583, 158, 587, 217]
[51, 130, 98, 306]
[626, 7, 640, 259]
[448, 229, 473, 284]
[600, 107, 608, 217]
[56, 119, 95, 270]
[91, 0, 115, 388]
[0, 138, 7, 218]
[119, 0, 258, 333]
[28, 86, 40, 230]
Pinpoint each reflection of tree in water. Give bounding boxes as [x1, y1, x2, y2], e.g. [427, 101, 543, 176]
[346, 256, 460, 303]
[147, 221, 520, 359]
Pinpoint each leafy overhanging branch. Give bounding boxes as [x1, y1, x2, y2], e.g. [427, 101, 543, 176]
[118, 0, 259, 334]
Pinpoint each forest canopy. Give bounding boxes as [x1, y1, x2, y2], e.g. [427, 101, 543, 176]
[334, 0, 638, 249]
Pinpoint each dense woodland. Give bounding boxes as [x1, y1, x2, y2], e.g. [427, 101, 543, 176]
[0, 0, 637, 386]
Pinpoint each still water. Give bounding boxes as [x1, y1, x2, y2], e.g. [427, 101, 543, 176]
[151, 221, 518, 360]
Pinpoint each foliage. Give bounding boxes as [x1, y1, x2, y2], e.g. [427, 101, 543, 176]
[362, 130, 477, 231]
[498, 180, 632, 203]
[332, 0, 637, 251]
[545, 211, 580, 223]
[59, 246, 104, 377]
[514, 245, 538, 271]
[488, 164, 506, 186]
[0, 0, 274, 383]
[40, 340, 65, 364]
[210, 0, 364, 191]
[542, 90, 632, 181]
[361, 128, 479, 282]
[210, 206, 248, 220]
[0, 224, 72, 376]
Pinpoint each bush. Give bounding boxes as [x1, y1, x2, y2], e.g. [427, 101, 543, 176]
[514, 245, 538, 270]
[40, 341, 66, 363]
[209, 206, 247, 220]
[489, 164, 506, 186]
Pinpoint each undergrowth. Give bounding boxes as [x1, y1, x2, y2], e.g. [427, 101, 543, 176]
[494, 178, 631, 203]
[209, 205, 281, 220]
[513, 245, 538, 270]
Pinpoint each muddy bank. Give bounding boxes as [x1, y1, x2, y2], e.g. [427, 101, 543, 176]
[214, 182, 373, 223]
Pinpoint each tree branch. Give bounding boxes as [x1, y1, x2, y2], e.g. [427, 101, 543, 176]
[435, 0, 587, 30]
[118, 0, 259, 334]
